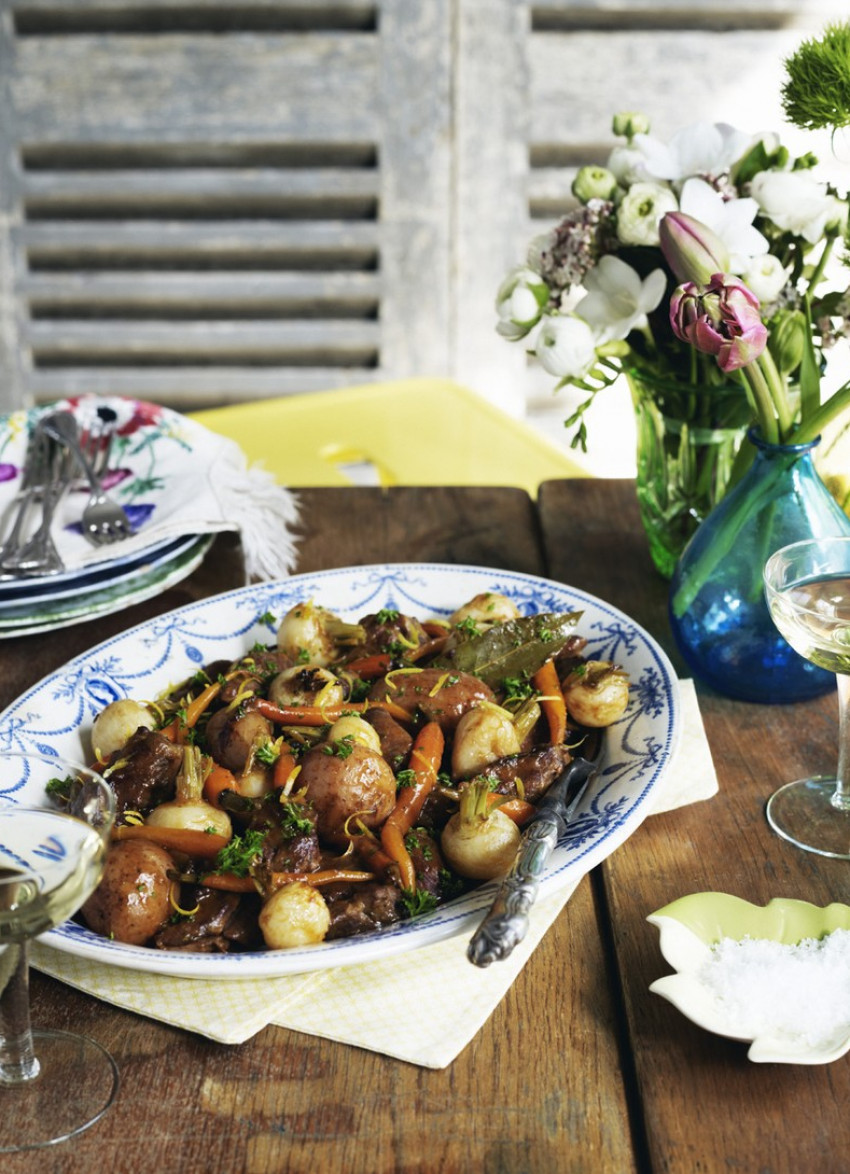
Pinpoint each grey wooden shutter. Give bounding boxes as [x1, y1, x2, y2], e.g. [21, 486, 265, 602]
[0, 0, 453, 412]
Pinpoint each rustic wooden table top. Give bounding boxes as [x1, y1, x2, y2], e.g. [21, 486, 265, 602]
[3, 481, 845, 1174]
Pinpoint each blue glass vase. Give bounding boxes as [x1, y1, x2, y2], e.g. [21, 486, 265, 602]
[669, 429, 850, 702]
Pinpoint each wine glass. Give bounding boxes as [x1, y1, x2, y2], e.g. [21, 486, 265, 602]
[763, 536, 850, 857]
[0, 749, 118, 1153]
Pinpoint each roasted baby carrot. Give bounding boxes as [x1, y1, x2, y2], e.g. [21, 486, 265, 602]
[380, 721, 445, 890]
[533, 659, 567, 745]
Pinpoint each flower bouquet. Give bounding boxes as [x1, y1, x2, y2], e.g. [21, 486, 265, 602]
[497, 105, 850, 576]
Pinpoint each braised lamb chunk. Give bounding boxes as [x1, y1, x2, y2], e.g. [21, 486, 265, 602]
[480, 744, 574, 803]
[364, 707, 413, 771]
[104, 727, 183, 815]
[153, 887, 263, 952]
[323, 882, 403, 940]
[354, 611, 430, 657]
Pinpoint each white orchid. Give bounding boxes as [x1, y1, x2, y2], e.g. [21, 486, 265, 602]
[678, 177, 768, 271]
[574, 256, 666, 345]
[749, 169, 844, 243]
[534, 315, 597, 378]
[633, 121, 753, 184]
[616, 182, 678, 247]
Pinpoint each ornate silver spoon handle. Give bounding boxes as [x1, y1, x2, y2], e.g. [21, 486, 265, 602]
[467, 757, 596, 967]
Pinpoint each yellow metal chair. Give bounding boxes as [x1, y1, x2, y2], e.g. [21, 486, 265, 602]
[190, 379, 585, 494]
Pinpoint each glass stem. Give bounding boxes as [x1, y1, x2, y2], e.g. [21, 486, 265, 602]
[0, 942, 39, 1084]
[832, 674, 850, 812]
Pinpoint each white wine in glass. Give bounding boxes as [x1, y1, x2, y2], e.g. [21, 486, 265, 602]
[763, 536, 850, 857]
[0, 750, 118, 1153]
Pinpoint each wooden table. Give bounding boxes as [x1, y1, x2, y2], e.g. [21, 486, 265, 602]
[4, 481, 845, 1174]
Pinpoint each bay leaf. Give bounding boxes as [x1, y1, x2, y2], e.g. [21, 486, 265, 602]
[433, 611, 583, 688]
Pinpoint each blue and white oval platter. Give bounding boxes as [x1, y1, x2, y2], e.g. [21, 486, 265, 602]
[0, 563, 681, 978]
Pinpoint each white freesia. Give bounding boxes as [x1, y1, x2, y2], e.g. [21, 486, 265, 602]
[534, 315, 597, 378]
[495, 266, 548, 340]
[741, 253, 790, 303]
[749, 169, 840, 244]
[678, 177, 768, 271]
[616, 182, 678, 246]
[633, 121, 753, 183]
[575, 255, 666, 344]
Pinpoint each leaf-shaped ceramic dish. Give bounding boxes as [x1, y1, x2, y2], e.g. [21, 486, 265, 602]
[648, 892, 850, 1064]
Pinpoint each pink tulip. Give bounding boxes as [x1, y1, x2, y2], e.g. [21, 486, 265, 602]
[659, 211, 730, 285]
[669, 274, 768, 372]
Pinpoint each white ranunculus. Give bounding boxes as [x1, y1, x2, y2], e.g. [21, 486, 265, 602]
[534, 315, 597, 378]
[741, 253, 790, 304]
[616, 182, 678, 246]
[678, 177, 768, 272]
[749, 169, 839, 244]
[495, 266, 548, 340]
[633, 121, 754, 183]
[575, 255, 666, 344]
[606, 143, 650, 187]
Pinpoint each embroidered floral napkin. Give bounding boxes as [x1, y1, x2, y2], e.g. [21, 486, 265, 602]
[0, 396, 299, 582]
[31, 680, 715, 1069]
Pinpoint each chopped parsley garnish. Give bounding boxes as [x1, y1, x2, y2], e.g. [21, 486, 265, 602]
[258, 611, 276, 625]
[213, 829, 267, 877]
[376, 607, 400, 623]
[502, 671, 534, 702]
[396, 768, 416, 789]
[455, 617, 480, 636]
[46, 775, 74, 801]
[279, 801, 314, 838]
[254, 739, 281, 766]
[400, 888, 438, 917]
[322, 735, 355, 759]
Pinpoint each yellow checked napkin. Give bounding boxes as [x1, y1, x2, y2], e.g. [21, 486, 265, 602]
[31, 680, 715, 1069]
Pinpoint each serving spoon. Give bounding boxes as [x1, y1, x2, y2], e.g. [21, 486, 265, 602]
[467, 755, 598, 967]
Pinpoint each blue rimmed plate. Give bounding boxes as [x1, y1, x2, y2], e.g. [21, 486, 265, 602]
[0, 563, 681, 978]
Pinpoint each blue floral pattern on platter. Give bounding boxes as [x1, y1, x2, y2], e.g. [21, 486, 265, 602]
[0, 563, 681, 979]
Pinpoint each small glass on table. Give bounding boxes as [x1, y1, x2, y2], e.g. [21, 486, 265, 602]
[0, 750, 118, 1153]
[763, 536, 850, 857]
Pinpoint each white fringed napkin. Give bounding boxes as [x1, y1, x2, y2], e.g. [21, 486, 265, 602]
[31, 681, 715, 1068]
[0, 397, 299, 581]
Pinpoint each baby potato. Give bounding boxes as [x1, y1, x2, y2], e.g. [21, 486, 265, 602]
[91, 699, 156, 760]
[562, 661, 629, 727]
[298, 741, 396, 843]
[259, 881, 330, 949]
[80, 839, 173, 945]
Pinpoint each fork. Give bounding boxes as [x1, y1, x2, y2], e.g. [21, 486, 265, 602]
[40, 410, 133, 547]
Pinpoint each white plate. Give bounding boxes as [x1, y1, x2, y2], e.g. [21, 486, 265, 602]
[0, 534, 201, 611]
[0, 536, 213, 637]
[0, 563, 681, 978]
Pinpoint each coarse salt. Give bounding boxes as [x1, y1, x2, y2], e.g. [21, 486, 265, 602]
[698, 928, 850, 1046]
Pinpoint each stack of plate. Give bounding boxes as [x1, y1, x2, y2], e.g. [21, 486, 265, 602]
[0, 533, 213, 637]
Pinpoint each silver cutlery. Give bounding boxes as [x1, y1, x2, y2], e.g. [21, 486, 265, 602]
[40, 410, 133, 547]
[0, 428, 52, 567]
[467, 755, 598, 966]
[0, 434, 72, 576]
